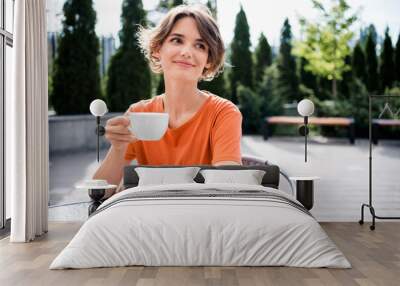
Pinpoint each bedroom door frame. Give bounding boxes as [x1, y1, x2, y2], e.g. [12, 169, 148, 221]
[0, 0, 14, 230]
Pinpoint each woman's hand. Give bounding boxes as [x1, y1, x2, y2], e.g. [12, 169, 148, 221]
[104, 116, 137, 151]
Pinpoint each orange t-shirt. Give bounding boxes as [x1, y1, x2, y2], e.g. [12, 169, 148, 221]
[124, 92, 242, 165]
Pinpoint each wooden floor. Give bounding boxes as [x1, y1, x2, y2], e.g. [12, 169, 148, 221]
[1, 222, 399, 286]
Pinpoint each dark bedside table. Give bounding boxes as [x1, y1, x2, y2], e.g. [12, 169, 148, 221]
[76, 183, 117, 216]
[289, 176, 320, 210]
[88, 188, 106, 216]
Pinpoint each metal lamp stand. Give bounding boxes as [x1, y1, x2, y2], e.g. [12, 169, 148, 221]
[95, 116, 105, 162]
[359, 94, 400, 230]
[298, 117, 309, 162]
[88, 116, 106, 215]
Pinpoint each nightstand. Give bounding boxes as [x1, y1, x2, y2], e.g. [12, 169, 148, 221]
[289, 176, 320, 210]
[87, 189, 106, 216]
[76, 183, 117, 216]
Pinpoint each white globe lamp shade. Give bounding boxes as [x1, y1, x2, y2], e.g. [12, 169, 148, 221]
[90, 99, 108, 117]
[297, 99, 314, 117]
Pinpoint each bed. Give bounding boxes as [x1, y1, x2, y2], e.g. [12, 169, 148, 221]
[50, 156, 350, 269]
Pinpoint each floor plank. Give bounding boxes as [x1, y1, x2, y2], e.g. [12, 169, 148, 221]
[1, 222, 399, 286]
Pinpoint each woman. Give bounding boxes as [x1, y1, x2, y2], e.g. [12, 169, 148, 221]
[93, 4, 242, 195]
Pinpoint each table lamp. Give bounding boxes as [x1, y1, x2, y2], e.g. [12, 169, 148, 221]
[89, 99, 108, 162]
[297, 99, 315, 162]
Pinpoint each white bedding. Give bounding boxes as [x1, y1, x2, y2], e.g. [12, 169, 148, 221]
[50, 183, 351, 269]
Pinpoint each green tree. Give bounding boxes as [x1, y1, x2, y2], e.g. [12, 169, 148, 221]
[156, 75, 165, 95]
[206, 0, 218, 19]
[365, 29, 379, 93]
[352, 41, 366, 82]
[198, 74, 228, 99]
[343, 79, 372, 137]
[277, 18, 299, 102]
[52, 0, 101, 115]
[229, 6, 253, 104]
[199, 0, 227, 99]
[156, 0, 184, 12]
[299, 57, 317, 93]
[379, 28, 395, 92]
[359, 24, 378, 50]
[293, 0, 357, 98]
[237, 84, 262, 134]
[259, 64, 285, 117]
[338, 54, 352, 97]
[254, 33, 272, 84]
[395, 34, 400, 83]
[172, 0, 184, 6]
[106, 0, 151, 112]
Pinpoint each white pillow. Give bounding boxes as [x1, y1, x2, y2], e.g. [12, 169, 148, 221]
[135, 167, 201, 186]
[200, 169, 266, 185]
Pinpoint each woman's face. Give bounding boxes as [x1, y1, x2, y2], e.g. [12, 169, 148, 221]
[154, 17, 211, 82]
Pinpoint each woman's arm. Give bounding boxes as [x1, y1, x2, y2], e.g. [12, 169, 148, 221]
[92, 114, 137, 197]
[92, 146, 132, 197]
[93, 146, 131, 185]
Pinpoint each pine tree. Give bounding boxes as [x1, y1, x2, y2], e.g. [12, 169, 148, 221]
[339, 54, 353, 97]
[198, 74, 228, 99]
[299, 57, 317, 92]
[156, 0, 170, 11]
[172, 0, 183, 6]
[352, 41, 366, 83]
[237, 84, 262, 134]
[229, 5, 253, 104]
[379, 28, 395, 91]
[52, 0, 101, 115]
[156, 75, 165, 95]
[199, 1, 227, 99]
[365, 29, 379, 93]
[277, 19, 299, 102]
[157, 0, 184, 12]
[106, 0, 151, 112]
[206, 0, 217, 19]
[360, 24, 378, 50]
[395, 34, 400, 83]
[259, 64, 284, 118]
[254, 33, 272, 84]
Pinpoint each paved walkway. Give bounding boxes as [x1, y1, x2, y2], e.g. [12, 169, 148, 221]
[49, 136, 400, 222]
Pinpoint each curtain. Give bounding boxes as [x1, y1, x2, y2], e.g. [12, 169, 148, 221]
[7, 0, 49, 242]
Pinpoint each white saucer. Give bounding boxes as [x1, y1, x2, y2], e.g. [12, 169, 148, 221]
[75, 184, 117, 190]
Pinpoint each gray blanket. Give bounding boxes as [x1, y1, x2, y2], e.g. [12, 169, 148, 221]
[92, 188, 312, 218]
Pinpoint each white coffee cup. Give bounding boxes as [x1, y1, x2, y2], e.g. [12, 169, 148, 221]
[128, 112, 169, 141]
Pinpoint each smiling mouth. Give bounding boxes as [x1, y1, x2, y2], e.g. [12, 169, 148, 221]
[173, 61, 194, 68]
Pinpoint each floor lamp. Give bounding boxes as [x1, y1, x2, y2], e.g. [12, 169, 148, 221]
[297, 99, 315, 162]
[89, 99, 108, 162]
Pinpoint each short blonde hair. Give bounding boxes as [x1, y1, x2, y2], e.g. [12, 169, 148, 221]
[138, 4, 225, 81]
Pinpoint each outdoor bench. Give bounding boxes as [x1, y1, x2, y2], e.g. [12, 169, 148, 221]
[372, 119, 400, 145]
[263, 116, 355, 144]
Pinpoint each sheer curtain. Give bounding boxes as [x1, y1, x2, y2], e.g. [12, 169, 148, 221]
[7, 0, 49, 242]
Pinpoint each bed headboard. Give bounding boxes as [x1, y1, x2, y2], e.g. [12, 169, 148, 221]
[123, 164, 280, 190]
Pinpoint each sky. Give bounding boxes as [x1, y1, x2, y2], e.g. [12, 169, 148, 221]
[47, 0, 400, 49]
